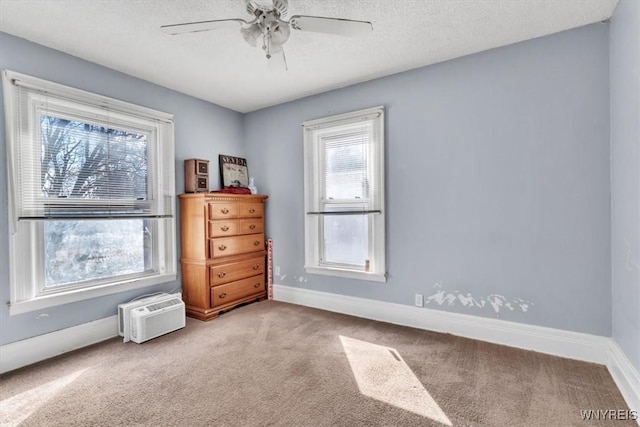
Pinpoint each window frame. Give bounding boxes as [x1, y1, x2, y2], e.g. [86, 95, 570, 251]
[303, 106, 386, 282]
[3, 70, 177, 315]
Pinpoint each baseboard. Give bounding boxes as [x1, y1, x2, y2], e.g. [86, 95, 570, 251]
[1, 287, 637, 419]
[608, 340, 640, 419]
[0, 315, 118, 374]
[274, 285, 640, 416]
[273, 284, 610, 364]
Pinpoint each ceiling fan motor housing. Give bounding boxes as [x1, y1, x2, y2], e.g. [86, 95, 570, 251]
[247, 0, 288, 18]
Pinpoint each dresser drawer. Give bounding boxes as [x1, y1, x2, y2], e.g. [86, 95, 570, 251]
[208, 202, 238, 220]
[238, 218, 264, 235]
[238, 202, 263, 218]
[211, 274, 265, 307]
[209, 256, 265, 286]
[210, 233, 265, 258]
[208, 220, 238, 237]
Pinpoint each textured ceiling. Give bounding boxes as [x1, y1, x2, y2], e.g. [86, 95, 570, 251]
[0, 0, 618, 113]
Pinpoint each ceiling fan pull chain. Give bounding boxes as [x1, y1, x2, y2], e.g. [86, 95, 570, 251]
[266, 33, 272, 59]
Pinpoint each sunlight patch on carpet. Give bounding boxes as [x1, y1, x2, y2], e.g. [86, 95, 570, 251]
[0, 368, 88, 427]
[339, 336, 451, 426]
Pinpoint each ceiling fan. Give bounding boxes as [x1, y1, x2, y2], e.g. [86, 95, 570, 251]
[160, 0, 373, 69]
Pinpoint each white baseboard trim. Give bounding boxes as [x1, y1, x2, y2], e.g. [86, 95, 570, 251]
[274, 285, 640, 418]
[0, 315, 118, 374]
[2, 287, 637, 419]
[608, 340, 640, 418]
[273, 284, 609, 364]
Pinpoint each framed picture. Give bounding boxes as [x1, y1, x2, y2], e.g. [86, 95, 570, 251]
[219, 155, 249, 188]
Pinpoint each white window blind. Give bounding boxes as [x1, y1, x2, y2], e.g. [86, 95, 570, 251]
[5, 72, 174, 220]
[304, 106, 386, 281]
[322, 129, 372, 202]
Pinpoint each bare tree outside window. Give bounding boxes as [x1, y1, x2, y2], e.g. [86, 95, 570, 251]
[40, 116, 148, 200]
[40, 116, 152, 288]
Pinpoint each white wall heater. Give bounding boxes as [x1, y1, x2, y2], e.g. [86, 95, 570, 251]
[118, 293, 185, 343]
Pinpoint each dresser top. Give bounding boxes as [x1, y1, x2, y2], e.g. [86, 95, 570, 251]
[179, 193, 268, 202]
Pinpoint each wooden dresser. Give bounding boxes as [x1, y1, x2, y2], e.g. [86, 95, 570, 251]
[179, 193, 268, 320]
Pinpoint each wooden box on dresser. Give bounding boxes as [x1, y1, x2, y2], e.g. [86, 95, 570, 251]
[179, 193, 268, 320]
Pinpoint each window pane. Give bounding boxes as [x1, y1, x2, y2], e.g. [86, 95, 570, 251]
[322, 215, 368, 267]
[323, 136, 368, 200]
[44, 219, 152, 288]
[40, 116, 148, 200]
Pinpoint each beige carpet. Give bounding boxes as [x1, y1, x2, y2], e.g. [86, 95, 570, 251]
[0, 301, 634, 427]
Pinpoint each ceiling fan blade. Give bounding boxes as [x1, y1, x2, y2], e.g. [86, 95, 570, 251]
[161, 19, 248, 35]
[288, 15, 372, 36]
[268, 49, 288, 72]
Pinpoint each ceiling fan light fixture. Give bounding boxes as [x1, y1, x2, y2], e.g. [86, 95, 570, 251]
[241, 23, 262, 47]
[270, 22, 291, 45]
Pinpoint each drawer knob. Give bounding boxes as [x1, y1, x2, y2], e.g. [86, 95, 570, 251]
[218, 244, 227, 251]
[249, 208, 256, 213]
[217, 272, 226, 278]
[253, 241, 260, 246]
[219, 292, 227, 299]
[252, 264, 260, 270]
[221, 208, 229, 214]
[254, 283, 260, 288]
[221, 225, 229, 232]
[249, 224, 256, 230]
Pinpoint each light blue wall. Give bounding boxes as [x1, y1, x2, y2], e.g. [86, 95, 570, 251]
[0, 32, 245, 345]
[244, 23, 612, 336]
[0, 20, 620, 345]
[610, 0, 640, 373]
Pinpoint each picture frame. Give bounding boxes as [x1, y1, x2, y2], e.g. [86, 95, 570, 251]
[218, 154, 249, 188]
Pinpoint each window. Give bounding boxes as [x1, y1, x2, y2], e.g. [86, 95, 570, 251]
[303, 106, 386, 282]
[3, 70, 176, 314]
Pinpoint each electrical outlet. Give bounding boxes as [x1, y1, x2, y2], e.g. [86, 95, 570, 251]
[275, 265, 280, 276]
[414, 293, 423, 307]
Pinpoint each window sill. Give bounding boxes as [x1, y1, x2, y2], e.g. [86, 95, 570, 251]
[9, 273, 177, 316]
[304, 266, 387, 283]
